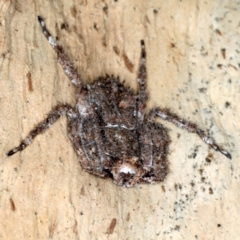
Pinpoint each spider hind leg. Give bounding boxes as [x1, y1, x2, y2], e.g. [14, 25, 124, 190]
[150, 108, 231, 159]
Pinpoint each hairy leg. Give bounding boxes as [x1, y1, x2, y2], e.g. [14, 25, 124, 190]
[138, 123, 153, 171]
[77, 106, 109, 172]
[150, 108, 231, 159]
[7, 104, 73, 156]
[37, 16, 82, 87]
[137, 40, 148, 122]
[67, 110, 108, 177]
[136, 40, 152, 177]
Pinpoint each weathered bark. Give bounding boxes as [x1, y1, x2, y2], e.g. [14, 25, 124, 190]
[0, 1, 238, 239]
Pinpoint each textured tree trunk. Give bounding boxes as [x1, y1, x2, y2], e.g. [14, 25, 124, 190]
[0, 0, 238, 239]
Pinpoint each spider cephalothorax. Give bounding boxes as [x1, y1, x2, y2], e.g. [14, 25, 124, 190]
[7, 16, 231, 187]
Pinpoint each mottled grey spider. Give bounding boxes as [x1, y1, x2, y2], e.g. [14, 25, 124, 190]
[7, 16, 231, 187]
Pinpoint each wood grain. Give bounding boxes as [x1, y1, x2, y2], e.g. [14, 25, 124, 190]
[0, 0, 238, 239]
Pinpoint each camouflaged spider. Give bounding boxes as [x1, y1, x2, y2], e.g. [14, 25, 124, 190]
[7, 16, 231, 187]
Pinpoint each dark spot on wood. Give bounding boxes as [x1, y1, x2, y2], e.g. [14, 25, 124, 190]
[1, 51, 9, 58]
[113, 46, 120, 55]
[72, 25, 77, 34]
[145, 15, 151, 24]
[205, 157, 211, 163]
[70, 6, 77, 18]
[188, 147, 198, 159]
[221, 48, 226, 59]
[198, 88, 207, 93]
[49, 218, 57, 238]
[217, 224, 221, 227]
[106, 218, 117, 235]
[215, 29, 222, 36]
[80, 186, 85, 196]
[206, 153, 214, 164]
[171, 43, 176, 48]
[126, 212, 130, 222]
[102, 39, 107, 47]
[174, 183, 182, 190]
[161, 185, 166, 192]
[153, 9, 158, 14]
[208, 153, 214, 158]
[122, 52, 134, 73]
[217, 64, 222, 69]
[209, 187, 213, 194]
[103, 5, 108, 15]
[192, 152, 197, 159]
[9, 198, 16, 211]
[93, 23, 99, 31]
[26, 72, 33, 92]
[61, 22, 68, 30]
[229, 64, 238, 71]
[225, 101, 231, 108]
[174, 225, 180, 231]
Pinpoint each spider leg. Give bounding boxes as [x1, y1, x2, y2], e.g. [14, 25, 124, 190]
[92, 119, 108, 168]
[37, 16, 82, 87]
[138, 120, 170, 185]
[138, 122, 153, 171]
[78, 117, 107, 170]
[7, 104, 73, 156]
[137, 40, 148, 122]
[150, 108, 231, 159]
[136, 41, 154, 179]
[77, 104, 108, 172]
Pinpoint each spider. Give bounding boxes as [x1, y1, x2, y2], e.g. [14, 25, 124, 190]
[7, 16, 231, 187]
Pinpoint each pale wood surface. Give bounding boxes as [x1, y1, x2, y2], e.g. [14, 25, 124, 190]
[0, 1, 239, 239]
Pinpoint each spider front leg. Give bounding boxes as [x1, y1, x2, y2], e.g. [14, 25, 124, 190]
[150, 108, 231, 159]
[37, 16, 82, 87]
[137, 40, 148, 122]
[7, 104, 73, 156]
